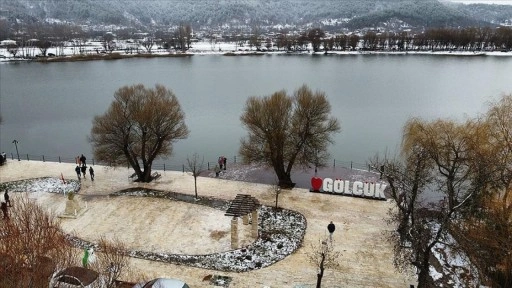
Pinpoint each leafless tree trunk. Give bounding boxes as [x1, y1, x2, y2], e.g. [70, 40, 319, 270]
[141, 37, 154, 53]
[307, 239, 341, 288]
[268, 178, 282, 215]
[88, 236, 132, 288]
[186, 153, 205, 199]
[7, 44, 19, 57]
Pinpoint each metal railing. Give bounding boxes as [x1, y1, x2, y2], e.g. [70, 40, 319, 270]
[5, 152, 377, 173]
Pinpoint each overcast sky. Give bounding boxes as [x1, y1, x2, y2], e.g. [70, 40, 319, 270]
[448, 0, 512, 4]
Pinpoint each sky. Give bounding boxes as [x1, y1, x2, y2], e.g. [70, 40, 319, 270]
[448, 0, 512, 4]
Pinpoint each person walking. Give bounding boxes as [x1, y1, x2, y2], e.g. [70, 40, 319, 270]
[223, 156, 227, 170]
[214, 165, 220, 177]
[327, 221, 336, 242]
[218, 156, 223, 170]
[75, 165, 81, 181]
[81, 165, 87, 180]
[80, 154, 87, 167]
[89, 166, 95, 181]
[4, 190, 11, 207]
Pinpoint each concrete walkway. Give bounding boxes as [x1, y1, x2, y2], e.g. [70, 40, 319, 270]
[0, 160, 416, 287]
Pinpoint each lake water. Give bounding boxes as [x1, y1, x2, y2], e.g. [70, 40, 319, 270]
[1, 54, 511, 169]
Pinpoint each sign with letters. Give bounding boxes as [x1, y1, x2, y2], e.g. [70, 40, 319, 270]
[310, 177, 387, 200]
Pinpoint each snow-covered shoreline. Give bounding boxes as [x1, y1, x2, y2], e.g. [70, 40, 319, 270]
[1, 40, 511, 63]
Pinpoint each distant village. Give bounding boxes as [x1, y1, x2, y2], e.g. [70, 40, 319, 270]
[1, 20, 512, 59]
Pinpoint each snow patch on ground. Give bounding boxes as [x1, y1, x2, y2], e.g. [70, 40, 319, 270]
[0, 177, 80, 195]
[3, 179, 307, 273]
[431, 231, 480, 287]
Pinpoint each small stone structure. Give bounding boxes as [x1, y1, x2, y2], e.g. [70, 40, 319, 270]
[60, 193, 88, 219]
[225, 194, 260, 249]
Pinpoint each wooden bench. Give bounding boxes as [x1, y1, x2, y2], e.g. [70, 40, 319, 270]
[151, 172, 161, 181]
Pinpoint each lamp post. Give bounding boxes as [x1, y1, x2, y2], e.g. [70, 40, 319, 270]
[12, 139, 20, 161]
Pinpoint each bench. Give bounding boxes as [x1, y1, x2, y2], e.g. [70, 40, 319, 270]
[151, 172, 161, 181]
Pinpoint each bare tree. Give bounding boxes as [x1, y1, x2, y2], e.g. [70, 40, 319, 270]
[371, 151, 434, 286]
[207, 29, 218, 51]
[452, 94, 512, 287]
[70, 25, 87, 55]
[103, 32, 115, 53]
[37, 39, 52, 57]
[374, 117, 487, 288]
[90, 84, 189, 182]
[141, 36, 154, 53]
[239, 85, 340, 188]
[173, 24, 191, 52]
[90, 236, 131, 288]
[52, 23, 72, 56]
[267, 178, 283, 217]
[308, 28, 325, 52]
[185, 25, 192, 50]
[186, 153, 205, 199]
[484, 94, 512, 201]
[348, 34, 360, 51]
[306, 239, 342, 288]
[249, 26, 261, 51]
[0, 194, 78, 288]
[6, 43, 19, 57]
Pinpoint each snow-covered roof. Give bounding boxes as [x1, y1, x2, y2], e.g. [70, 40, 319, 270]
[0, 39, 16, 46]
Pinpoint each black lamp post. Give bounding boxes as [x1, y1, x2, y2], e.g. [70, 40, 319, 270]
[12, 139, 20, 161]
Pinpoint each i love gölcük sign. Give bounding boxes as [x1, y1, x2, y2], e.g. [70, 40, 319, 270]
[310, 177, 387, 200]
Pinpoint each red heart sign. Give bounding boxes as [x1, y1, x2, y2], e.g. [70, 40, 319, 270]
[311, 177, 323, 191]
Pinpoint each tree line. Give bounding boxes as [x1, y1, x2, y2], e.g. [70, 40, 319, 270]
[2, 21, 511, 59]
[269, 26, 512, 52]
[0, 21, 195, 57]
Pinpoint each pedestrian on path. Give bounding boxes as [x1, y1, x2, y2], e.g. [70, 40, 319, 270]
[89, 166, 95, 181]
[218, 156, 224, 170]
[75, 165, 81, 181]
[327, 221, 336, 242]
[81, 165, 87, 180]
[4, 190, 11, 207]
[80, 154, 87, 167]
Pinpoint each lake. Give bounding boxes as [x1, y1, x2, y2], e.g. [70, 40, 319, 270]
[1, 54, 511, 170]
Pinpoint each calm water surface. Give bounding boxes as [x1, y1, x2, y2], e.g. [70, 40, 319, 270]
[1, 54, 511, 168]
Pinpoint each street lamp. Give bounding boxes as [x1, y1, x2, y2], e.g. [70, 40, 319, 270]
[12, 139, 20, 161]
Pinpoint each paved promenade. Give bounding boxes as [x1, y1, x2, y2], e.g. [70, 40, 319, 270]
[0, 160, 416, 287]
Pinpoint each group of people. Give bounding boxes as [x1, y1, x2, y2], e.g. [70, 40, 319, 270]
[75, 154, 94, 181]
[1, 190, 11, 219]
[214, 156, 228, 177]
[218, 156, 227, 170]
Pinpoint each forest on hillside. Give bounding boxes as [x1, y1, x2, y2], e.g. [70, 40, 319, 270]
[1, 0, 511, 31]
